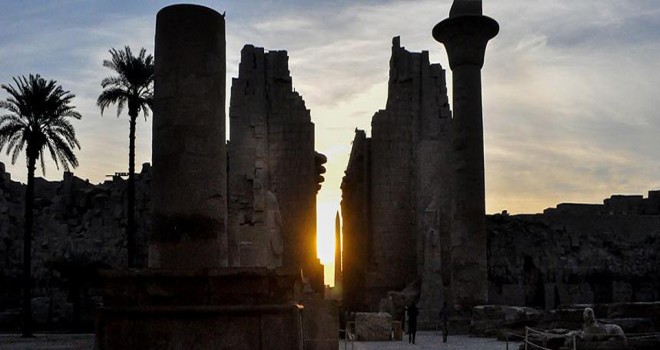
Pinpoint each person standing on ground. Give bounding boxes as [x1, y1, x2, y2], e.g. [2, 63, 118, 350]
[407, 302, 419, 344]
[440, 302, 449, 343]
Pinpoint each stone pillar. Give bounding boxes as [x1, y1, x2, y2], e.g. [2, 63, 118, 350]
[432, 0, 498, 306]
[151, 4, 227, 269]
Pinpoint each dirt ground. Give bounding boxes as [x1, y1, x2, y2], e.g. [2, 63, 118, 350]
[340, 332, 521, 350]
[0, 331, 521, 350]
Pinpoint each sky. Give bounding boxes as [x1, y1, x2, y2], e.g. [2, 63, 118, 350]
[1, 1, 660, 285]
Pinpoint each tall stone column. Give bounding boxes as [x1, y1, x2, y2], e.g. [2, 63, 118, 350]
[151, 4, 227, 269]
[432, 0, 498, 306]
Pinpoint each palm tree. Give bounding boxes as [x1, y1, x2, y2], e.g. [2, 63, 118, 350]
[0, 74, 81, 337]
[97, 46, 153, 268]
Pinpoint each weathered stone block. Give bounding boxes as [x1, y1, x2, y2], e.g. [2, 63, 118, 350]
[302, 295, 339, 350]
[354, 312, 392, 341]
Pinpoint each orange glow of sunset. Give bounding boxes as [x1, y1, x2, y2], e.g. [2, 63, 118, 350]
[316, 201, 338, 287]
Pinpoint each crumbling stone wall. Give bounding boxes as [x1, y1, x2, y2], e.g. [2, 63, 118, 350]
[488, 193, 660, 308]
[0, 162, 151, 329]
[228, 45, 324, 290]
[0, 163, 25, 313]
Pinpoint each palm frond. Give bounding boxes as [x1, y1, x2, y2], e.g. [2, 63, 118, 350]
[0, 122, 26, 147]
[4, 128, 24, 151]
[45, 141, 60, 171]
[0, 113, 25, 124]
[0, 101, 20, 115]
[101, 76, 126, 89]
[49, 134, 78, 170]
[97, 87, 129, 116]
[11, 137, 25, 164]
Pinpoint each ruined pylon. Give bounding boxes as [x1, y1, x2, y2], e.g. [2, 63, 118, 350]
[432, 0, 498, 306]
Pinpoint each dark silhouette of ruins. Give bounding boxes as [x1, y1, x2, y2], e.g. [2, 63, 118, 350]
[1, 5, 335, 348]
[96, 5, 333, 349]
[0, 163, 152, 329]
[1, 158, 658, 331]
[433, 0, 499, 308]
[489, 192, 660, 308]
[343, 0, 500, 324]
[341, 36, 452, 324]
[338, 0, 660, 330]
[341, 0, 500, 324]
[1, 0, 660, 345]
[228, 44, 324, 289]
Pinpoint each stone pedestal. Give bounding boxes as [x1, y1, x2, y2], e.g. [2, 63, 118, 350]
[95, 269, 304, 350]
[432, 0, 498, 307]
[301, 294, 339, 350]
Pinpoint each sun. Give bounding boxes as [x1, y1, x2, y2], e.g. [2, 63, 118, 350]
[316, 201, 338, 286]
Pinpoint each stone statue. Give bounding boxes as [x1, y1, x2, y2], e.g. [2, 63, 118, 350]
[378, 296, 395, 316]
[581, 307, 626, 342]
[567, 307, 626, 347]
[265, 190, 283, 268]
[236, 185, 283, 268]
[386, 280, 421, 324]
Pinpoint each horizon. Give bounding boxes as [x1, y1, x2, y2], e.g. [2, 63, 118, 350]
[2, 1, 660, 285]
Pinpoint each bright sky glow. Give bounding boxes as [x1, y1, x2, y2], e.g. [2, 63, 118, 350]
[2, 1, 660, 286]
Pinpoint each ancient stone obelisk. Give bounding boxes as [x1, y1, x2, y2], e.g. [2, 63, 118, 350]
[150, 4, 227, 269]
[334, 211, 341, 289]
[432, 0, 498, 306]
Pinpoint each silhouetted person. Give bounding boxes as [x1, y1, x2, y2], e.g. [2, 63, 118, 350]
[440, 302, 449, 343]
[407, 302, 419, 344]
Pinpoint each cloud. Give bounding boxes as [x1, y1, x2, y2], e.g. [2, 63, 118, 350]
[481, 0, 660, 213]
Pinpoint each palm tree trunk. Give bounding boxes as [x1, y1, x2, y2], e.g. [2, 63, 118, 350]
[127, 112, 137, 268]
[22, 155, 36, 337]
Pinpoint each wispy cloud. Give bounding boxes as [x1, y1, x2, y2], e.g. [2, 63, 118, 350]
[481, 0, 660, 212]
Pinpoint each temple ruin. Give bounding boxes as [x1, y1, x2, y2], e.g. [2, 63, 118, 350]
[338, 0, 659, 331]
[341, 36, 452, 325]
[488, 191, 660, 308]
[1, 157, 658, 330]
[1, 1, 660, 347]
[0, 6, 334, 345]
[341, 0, 500, 323]
[0, 163, 152, 329]
[228, 44, 324, 290]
